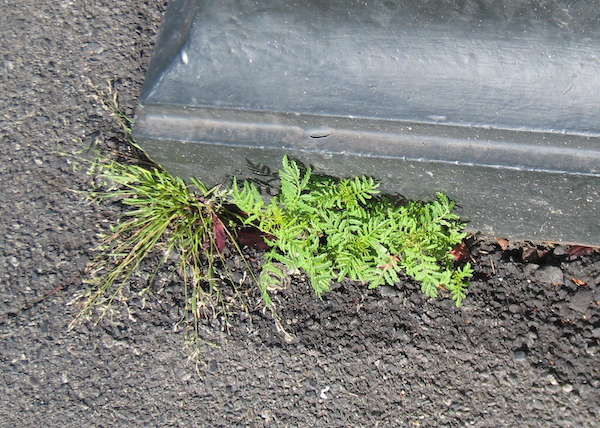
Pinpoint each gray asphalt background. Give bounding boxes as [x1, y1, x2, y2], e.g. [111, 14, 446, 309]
[1, 1, 599, 427]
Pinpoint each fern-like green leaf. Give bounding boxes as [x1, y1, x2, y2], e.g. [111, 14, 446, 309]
[229, 156, 472, 307]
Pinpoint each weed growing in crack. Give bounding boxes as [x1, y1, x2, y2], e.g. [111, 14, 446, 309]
[72, 83, 472, 352]
[73, 150, 471, 355]
[71, 158, 248, 335]
[231, 156, 473, 306]
[69, 83, 258, 347]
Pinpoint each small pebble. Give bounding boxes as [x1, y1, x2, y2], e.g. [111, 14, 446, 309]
[531, 399, 545, 410]
[208, 360, 218, 373]
[553, 246, 569, 256]
[379, 285, 399, 297]
[547, 374, 558, 385]
[534, 266, 564, 285]
[578, 384, 592, 398]
[513, 350, 527, 361]
[523, 264, 539, 277]
[568, 289, 593, 313]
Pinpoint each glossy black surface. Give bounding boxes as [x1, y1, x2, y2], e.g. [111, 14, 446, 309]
[134, 0, 600, 244]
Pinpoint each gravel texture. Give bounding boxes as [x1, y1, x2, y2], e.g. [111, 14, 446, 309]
[1, 1, 599, 427]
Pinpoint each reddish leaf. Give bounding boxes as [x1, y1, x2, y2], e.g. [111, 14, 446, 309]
[572, 278, 587, 286]
[521, 246, 548, 263]
[237, 227, 272, 251]
[451, 242, 470, 262]
[212, 213, 227, 253]
[567, 245, 596, 258]
[497, 238, 509, 251]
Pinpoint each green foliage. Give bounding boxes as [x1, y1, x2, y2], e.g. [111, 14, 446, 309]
[72, 157, 236, 331]
[77, 145, 472, 349]
[231, 156, 473, 306]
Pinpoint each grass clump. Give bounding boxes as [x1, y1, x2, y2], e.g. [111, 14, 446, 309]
[71, 157, 239, 335]
[231, 156, 473, 306]
[71, 82, 251, 339]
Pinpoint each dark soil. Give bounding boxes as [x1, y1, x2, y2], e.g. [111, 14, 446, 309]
[1, 1, 599, 427]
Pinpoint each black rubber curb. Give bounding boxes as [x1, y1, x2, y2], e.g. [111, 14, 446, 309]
[133, 0, 600, 245]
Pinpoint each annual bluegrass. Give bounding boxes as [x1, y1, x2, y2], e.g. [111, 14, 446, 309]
[231, 156, 473, 307]
[70, 83, 251, 341]
[71, 157, 244, 339]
